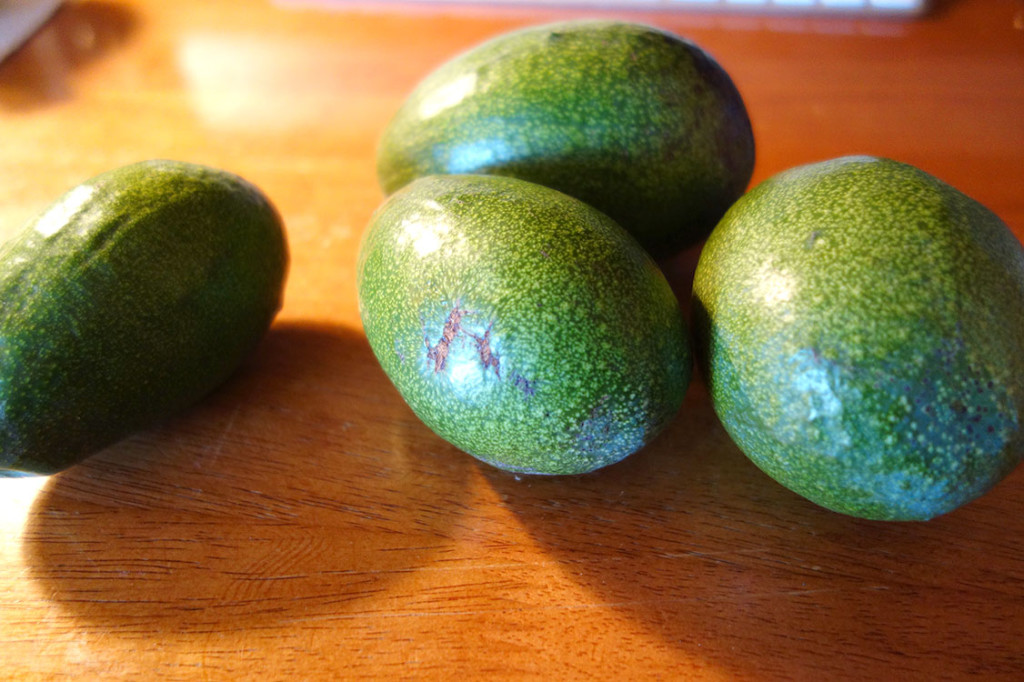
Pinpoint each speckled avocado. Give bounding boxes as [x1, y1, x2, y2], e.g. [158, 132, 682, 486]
[376, 20, 754, 256]
[693, 156, 1024, 520]
[357, 174, 691, 475]
[0, 160, 288, 475]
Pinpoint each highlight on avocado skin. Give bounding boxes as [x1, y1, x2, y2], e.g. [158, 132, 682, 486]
[377, 20, 755, 257]
[357, 173, 692, 475]
[693, 155, 1024, 521]
[0, 159, 289, 475]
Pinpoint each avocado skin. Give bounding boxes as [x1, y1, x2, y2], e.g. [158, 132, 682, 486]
[357, 174, 691, 475]
[0, 160, 288, 475]
[693, 156, 1024, 521]
[377, 20, 754, 257]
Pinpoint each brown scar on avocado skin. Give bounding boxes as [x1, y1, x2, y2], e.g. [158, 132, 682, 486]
[426, 306, 465, 373]
[471, 326, 501, 377]
[425, 306, 501, 376]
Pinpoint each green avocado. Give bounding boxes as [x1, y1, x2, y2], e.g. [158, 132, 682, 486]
[693, 156, 1024, 520]
[376, 20, 754, 256]
[0, 160, 288, 475]
[357, 174, 691, 475]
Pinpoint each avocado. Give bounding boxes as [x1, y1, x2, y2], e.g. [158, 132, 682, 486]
[357, 174, 691, 475]
[376, 20, 754, 256]
[0, 160, 288, 475]
[693, 156, 1024, 520]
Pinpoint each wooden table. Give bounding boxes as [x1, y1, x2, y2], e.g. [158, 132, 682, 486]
[2, 0, 1023, 678]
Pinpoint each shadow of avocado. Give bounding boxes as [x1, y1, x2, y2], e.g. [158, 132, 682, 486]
[926, 0, 966, 19]
[478, 376, 1024, 678]
[22, 321, 473, 632]
[657, 240, 703, 319]
[0, 1, 138, 111]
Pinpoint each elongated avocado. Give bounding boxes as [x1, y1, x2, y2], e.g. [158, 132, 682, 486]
[693, 156, 1024, 520]
[377, 20, 755, 256]
[0, 160, 288, 475]
[357, 174, 691, 475]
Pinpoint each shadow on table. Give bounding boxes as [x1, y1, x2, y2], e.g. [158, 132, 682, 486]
[22, 321, 472, 632]
[480, 376, 1024, 679]
[0, 1, 137, 110]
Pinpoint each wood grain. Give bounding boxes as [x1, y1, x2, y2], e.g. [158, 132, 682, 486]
[1, 0, 1023, 679]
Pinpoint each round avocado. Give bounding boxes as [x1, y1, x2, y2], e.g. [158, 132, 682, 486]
[357, 174, 691, 475]
[376, 20, 754, 257]
[692, 156, 1024, 521]
[0, 160, 288, 475]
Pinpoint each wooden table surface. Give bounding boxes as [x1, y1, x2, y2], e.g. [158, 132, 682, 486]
[2, 0, 1023, 679]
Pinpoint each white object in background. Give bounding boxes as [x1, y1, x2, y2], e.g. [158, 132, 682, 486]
[277, 0, 928, 16]
[0, 0, 63, 63]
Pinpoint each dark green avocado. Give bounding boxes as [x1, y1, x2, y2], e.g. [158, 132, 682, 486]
[0, 160, 288, 475]
[377, 20, 755, 256]
[693, 156, 1024, 520]
[357, 174, 691, 475]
